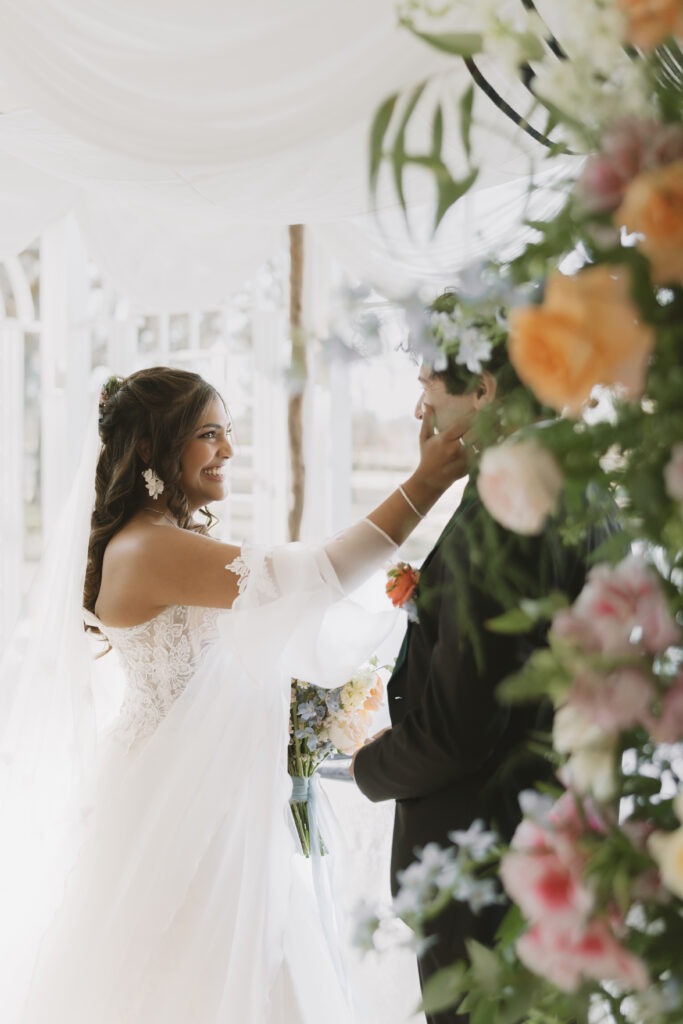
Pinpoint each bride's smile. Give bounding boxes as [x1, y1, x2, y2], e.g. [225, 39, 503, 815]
[179, 396, 234, 511]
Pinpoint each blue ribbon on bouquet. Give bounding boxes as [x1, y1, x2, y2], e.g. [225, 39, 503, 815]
[289, 772, 355, 1010]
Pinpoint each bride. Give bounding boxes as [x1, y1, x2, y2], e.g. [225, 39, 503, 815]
[1, 366, 465, 1023]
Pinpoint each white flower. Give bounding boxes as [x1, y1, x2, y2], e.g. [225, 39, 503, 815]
[553, 703, 606, 754]
[553, 703, 618, 801]
[531, 54, 653, 150]
[562, 742, 618, 802]
[429, 310, 461, 346]
[350, 899, 383, 953]
[454, 327, 492, 373]
[477, 436, 564, 536]
[392, 885, 425, 918]
[546, 0, 626, 65]
[648, 826, 683, 901]
[339, 665, 377, 712]
[448, 819, 497, 859]
[518, 789, 555, 821]
[480, 4, 547, 72]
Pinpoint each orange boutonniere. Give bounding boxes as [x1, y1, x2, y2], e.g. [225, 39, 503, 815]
[386, 562, 420, 622]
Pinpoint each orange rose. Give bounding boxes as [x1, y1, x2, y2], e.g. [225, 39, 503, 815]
[385, 563, 419, 608]
[615, 159, 683, 286]
[363, 677, 384, 714]
[509, 265, 655, 416]
[617, 0, 683, 50]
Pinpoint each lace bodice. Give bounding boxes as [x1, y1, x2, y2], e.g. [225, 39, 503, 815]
[102, 604, 225, 746]
[93, 523, 398, 749]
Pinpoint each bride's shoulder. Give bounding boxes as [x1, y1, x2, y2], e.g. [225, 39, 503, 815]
[99, 518, 243, 621]
[103, 513, 159, 558]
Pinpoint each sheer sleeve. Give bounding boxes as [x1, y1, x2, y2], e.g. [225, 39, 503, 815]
[224, 520, 397, 689]
[321, 518, 397, 595]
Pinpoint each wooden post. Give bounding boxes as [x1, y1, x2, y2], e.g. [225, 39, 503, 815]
[288, 224, 307, 541]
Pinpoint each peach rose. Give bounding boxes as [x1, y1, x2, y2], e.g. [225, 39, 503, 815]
[509, 265, 655, 415]
[362, 677, 384, 714]
[616, 159, 683, 285]
[477, 436, 564, 536]
[325, 715, 368, 755]
[617, 0, 683, 50]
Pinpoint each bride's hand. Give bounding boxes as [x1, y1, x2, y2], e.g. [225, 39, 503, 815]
[414, 405, 468, 495]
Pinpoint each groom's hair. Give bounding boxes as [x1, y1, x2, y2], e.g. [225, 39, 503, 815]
[434, 346, 521, 398]
[427, 289, 521, 398]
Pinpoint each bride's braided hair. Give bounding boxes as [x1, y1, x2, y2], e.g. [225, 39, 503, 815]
[84, 367, 220, 619]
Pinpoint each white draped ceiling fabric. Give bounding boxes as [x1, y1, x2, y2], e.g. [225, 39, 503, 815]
[0, 0, 574, 309]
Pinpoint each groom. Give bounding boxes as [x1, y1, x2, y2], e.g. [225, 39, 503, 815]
[352, 313, 598, 1023]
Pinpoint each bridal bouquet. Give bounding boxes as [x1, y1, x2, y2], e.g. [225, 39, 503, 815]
[288, 664, 383, 856]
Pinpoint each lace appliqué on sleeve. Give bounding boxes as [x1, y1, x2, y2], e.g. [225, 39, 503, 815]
[226, 547, 278, 603]
[225, 553, 251, 596]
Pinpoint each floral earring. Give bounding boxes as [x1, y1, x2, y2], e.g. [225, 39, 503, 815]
[142, 467, 165, 500]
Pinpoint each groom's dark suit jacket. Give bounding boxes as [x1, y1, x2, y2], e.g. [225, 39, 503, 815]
[354, 481, 597, 907]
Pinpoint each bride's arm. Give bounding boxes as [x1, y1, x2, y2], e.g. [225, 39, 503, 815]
[123, 406, 467, 610]
[321, 406, 465, 592]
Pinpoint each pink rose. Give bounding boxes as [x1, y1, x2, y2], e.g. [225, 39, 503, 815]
[500, 846, 594, 929]
[517, 918, 649, 993]
[576, 118, 683, 213]
[510, 811, 587, 879]
[477, 437, 564, 536]
[664, 443, 683, 513]
[547, 790, 608, 837]
[568, 666, 655, 733]
[509, 817, 550, 852]
[551, 555, 680, 656]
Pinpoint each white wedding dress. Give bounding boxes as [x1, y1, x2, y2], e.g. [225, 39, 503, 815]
[2, 531, 397, 1024]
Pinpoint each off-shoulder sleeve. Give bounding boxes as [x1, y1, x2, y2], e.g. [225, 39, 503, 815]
[223, 522, 397, 689]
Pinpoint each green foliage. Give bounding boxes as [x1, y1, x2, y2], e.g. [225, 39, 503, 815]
[362, 9, 683, 1023]
[419, 961, 469, 1015]
[487, 592, 569, 635]
[369, 92, 399, 195]
[497, 648, 572, 704]
[403, 27, 483, 57]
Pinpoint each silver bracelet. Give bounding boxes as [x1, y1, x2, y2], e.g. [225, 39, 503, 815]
[398, 484, 425, 519]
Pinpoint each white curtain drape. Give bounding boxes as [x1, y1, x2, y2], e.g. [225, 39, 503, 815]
[0, 0, 571, 307]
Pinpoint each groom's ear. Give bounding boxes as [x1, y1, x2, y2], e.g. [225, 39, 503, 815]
[473, 371, 497, 409]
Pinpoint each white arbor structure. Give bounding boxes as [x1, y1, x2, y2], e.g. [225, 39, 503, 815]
[1, 218, 341, 645]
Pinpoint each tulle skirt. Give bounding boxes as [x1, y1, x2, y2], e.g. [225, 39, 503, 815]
[2, 542, 401, 1023]
[9, 637, 351, 1023]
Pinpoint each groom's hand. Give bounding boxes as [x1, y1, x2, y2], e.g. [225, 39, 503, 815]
[350, 727, 392, 778]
